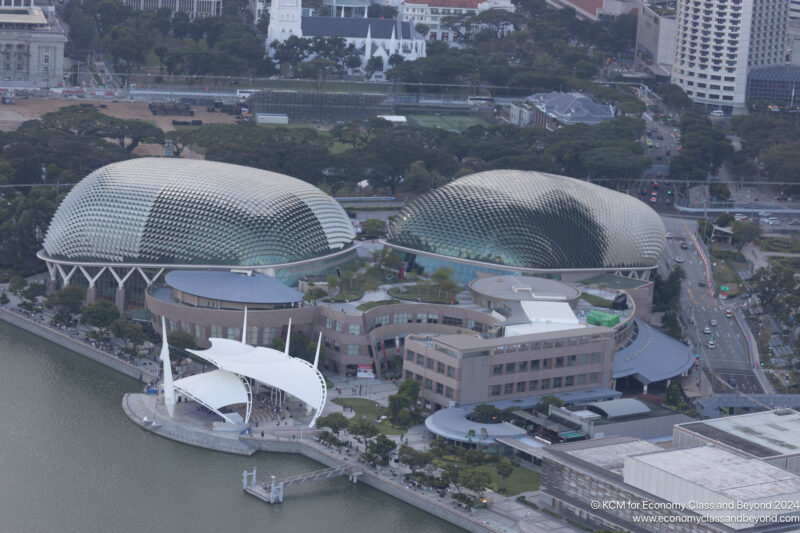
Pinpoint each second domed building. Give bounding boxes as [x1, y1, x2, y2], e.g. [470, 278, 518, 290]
[386, 170, 666, 282]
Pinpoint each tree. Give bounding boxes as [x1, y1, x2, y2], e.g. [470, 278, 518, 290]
[452, 466, 491, 496]
[414, 23, 430, 36]
[715, 212, 735, 227]
[315, 412, 349, 434]
[81, 300, 120, 330]
[469, 403, 502, 423]
[535, 395, 564, 414]
[365, 56, 384, 79]
[464, 448, 487, 465]
[360, 218, 386, 239]
[661, 311, 682, 340]
[21, 282, 46, 302]
[8, 276, 27, 295]
[388, 53, 405, 69]
[367, 433, 397, 463]
[271, 36, 312, 74]
[48, 285, 85, 320]
[397, 378, 420, 401]
[732, 221, 762, 250]
[168, 329, 197, 356]
[496, 458, 513, 481]
[655, 82, 693, 112]
[111, 319, 145, 350]
[349, 417, 379, 440]
[431, 267, 458, 299]
[398, 444, 431, 472]
[403, 160, 440, 193]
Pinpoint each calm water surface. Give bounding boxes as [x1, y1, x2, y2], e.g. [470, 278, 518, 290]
[0, 321, 460, 533]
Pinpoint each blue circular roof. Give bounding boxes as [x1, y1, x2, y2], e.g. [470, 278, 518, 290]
[165, 271, 304, 304]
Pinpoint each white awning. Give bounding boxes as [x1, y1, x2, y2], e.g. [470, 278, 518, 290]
[187, 339, 326, 425]
[173, 370, 248, 410]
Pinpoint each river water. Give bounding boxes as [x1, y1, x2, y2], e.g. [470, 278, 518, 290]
[0, 321, 460, 533]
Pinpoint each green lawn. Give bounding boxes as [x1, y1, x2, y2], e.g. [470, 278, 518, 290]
[387, 283, 457, 304]
[580, 292, 612, 308]
[331, 398, 404, 435]
[333, 267, 405, 302]
[433, 455, 540, 496]
[760, 237, 800, 253]
[356, 299, 402, 311]
[406, 114, 490, 133]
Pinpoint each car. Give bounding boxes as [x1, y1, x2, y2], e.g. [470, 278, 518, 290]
[666, 232, 672, 239]
[650, 196, 657, 203]
[708, 339, 716, 349]
[680, 242, 689, 249]
[675, 256, 684, 263]
[729, 378, 736, 387]
[790, 219, 800, 226]
[710, 319, 717, 326]
[725, 309, 733, 318]
[704, 327, 712, 334]
[698, 281, 706, 287]
[759, 211, 771, 217]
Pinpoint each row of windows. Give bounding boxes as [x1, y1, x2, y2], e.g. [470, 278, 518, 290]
[367, 312, 486, 333]
[493, 335, 602, 355]
[164, 317, 280, 346]
[489, 373, 601, 396]
[322, 336, 360, 355]
[405, 372, 455, 399]
[406, 350, 457, 377]
[324, 317, 361, 335]
[491, 353, 602, 375]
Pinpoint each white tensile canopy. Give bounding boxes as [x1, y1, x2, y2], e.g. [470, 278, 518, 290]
[173, 370, 249, 424]
[186, 337, 327, 428]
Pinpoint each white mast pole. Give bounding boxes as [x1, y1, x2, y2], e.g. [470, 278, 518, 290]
[160, 316, 176, 418]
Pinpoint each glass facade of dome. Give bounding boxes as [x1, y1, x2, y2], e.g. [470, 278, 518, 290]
[387, 170, 665, 271]
[43, 158, 356, 266]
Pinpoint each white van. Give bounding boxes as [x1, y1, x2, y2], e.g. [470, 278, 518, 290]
[767, 217, 780, 225]
[710, 109, 724, 117]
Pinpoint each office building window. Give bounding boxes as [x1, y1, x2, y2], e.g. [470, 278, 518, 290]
[504, 383, 514, 394]
[540, 379, 550, 390]
[348, 324, 360, 335]
[447, 365, 455, 378]
[426, 357, 434, 370]
[425, 378, 433, 390]
[347, 344, 359, 355]
[505, 362, 515, 374]
[530, 360, 540, 370]
[552, 377, 562, 388]
[528, 380, 538, 390]
[493, 364, 503, 376]
[490, 385, 501, 396]
[445, 386, 454, 399]
[436, 382, 444, 394]
[406, 350, 415, 361]
[416, 354, 424, 365]
[516, 381, 526, 393]
[518, 361, 528, 372]
[437, 361, 445, 374]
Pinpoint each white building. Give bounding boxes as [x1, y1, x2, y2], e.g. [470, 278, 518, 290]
[0, 0, 66, 88]
[671, 0, 790, 113]
[635, 0, 677, 77]
[544, 0, 637, 21]
[399, 0, 514, 42]
[267, 0, 426, 69]
[121, 0, 222, 18]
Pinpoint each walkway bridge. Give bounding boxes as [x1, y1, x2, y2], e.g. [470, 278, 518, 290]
[697, 394, 800, 418]
[243, 465, 362, 503]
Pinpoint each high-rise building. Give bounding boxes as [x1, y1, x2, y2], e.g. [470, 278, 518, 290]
[672, 0, 789, 113]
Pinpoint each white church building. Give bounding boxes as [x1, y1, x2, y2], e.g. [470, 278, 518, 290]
[267, 0, 426, 70]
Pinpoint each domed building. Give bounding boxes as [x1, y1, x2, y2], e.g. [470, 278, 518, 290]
[39, 158, 356, 310]
[386, 170, 666, 283]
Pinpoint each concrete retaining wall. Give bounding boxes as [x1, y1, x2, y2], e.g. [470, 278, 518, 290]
[0, 308, 157, 382]
[244, 437, 494, 533]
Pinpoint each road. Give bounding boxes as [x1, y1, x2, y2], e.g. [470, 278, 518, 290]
[660, 216, 763, 395]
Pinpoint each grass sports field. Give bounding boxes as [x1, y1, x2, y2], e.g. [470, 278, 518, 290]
[406, 114, 490, 133]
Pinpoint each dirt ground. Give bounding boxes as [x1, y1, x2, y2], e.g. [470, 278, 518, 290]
[0, 98, 238, 133]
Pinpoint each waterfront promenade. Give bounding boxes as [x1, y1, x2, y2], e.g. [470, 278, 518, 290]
[0, 304, 158, 382]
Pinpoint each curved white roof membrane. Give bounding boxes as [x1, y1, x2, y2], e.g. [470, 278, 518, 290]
[187, 338, 327, 427]
[173, 370, 249, 422]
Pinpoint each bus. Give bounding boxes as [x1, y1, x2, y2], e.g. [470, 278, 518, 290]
[645, 138, 654, 150]
[467, 96, 494, 106]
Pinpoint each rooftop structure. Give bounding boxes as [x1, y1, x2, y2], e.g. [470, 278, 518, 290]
[0, 3, 66, 88]
[544, 0, 637, 20]
[674, 409, 800, 474]
[120, 0, 222, 18]
[469, 275, 582, 308]
[635, 0, 677, 77]
[399, 0, 514, 42]
[625, 446, 800, 528]
[550, 397, 694, 441]
[40, 159, 356, 309]
[386, 170, 666, 283]
[542, 436, 800, 532]
[614, 318, 695, 384]
[508, 92, 615, 129]
[164, 271, 304, 308]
